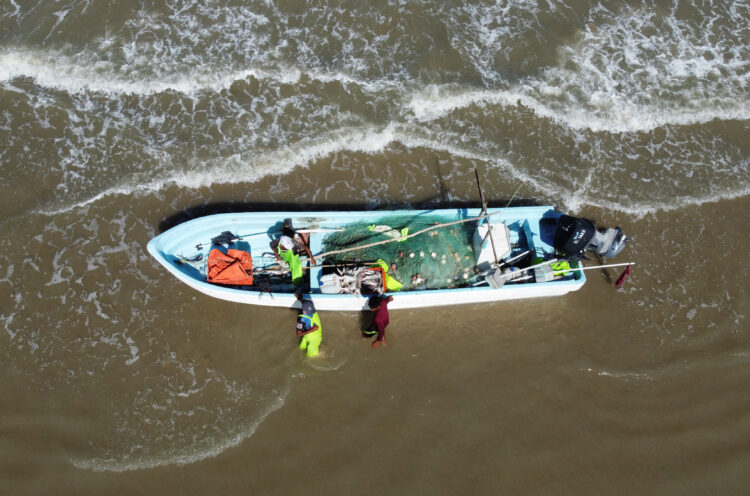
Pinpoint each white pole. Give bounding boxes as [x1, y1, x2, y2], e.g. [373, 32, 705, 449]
[496, 260, 634, 280]
[296, 228, 345, 233]
[569, 262, 634, 272]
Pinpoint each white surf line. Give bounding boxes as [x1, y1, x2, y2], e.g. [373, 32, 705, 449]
[31, 126, 400, 215]
[394, 132, 562, 203]
[31, 121, 750, 218]
[370, 135, 750, 217]
[31, 122, 561, 216]
[6, 0, 21, 18]
[6, 47, 744, 133]
[407, 84, 750, 133]
[583, 368, 654, 381]
[70, 392, 287, 472]
[0, 48, 400, 96]
[575, 184, 750, 219]
[31, 124, 405, 215]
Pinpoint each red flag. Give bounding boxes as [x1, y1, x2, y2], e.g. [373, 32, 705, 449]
[614, 264, 631, 290]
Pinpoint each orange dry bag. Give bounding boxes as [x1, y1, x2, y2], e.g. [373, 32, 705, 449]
[206, 248, 253, 285]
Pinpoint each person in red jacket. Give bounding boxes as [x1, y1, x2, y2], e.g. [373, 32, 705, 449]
[363, 294, 393, 348]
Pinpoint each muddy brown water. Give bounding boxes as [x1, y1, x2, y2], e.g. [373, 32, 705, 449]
[1, 1, 749, 494]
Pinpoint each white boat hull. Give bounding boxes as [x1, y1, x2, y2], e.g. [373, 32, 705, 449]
[147, 207, 586, 311]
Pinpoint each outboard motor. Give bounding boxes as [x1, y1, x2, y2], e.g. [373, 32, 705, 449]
[589, 225, 628, 258]
[553, 215, 627, 259]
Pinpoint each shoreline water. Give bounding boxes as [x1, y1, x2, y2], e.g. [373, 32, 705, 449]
[2, 1, 749, 494]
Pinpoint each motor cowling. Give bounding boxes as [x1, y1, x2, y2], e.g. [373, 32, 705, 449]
[553, 215, 627, 259]
[553, 215, 596, 256]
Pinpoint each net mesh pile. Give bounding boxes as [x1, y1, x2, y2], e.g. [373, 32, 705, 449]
[322, 215, 478, 290]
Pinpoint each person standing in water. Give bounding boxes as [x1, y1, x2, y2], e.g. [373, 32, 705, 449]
[296, 293, 322, 357]
[363, 294, 393, 348]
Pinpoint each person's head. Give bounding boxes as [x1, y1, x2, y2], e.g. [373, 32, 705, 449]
[296, 293, 315, 314]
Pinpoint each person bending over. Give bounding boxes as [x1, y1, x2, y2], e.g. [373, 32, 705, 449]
[270, 223, 316, 286]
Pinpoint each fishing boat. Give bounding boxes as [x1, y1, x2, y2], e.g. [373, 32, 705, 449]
[147, 204, 629, 311]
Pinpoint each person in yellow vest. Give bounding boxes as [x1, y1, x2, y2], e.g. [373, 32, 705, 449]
[295, 293, 322, 357]
[270, 223, 316, 286]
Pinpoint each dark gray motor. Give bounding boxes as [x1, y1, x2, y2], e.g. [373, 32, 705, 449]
[553, 215, 627, 259]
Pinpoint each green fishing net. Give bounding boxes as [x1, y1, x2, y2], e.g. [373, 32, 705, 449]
[321, 215, 478, 290]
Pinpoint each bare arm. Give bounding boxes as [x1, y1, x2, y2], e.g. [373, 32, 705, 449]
[300, 238, 316, 265]
[304, 246, 316, 265]
[297, 324, 319, 336]
[270, 239, 281, 261]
